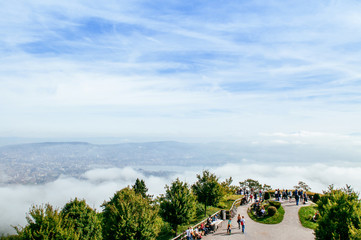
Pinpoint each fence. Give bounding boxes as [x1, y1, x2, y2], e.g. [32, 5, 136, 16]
[171, 196, 243, 240]
[229, 197, 243, 219]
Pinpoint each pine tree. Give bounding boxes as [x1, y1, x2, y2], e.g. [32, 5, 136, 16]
[159, 178, 196, 236]
[101, 188, 161, 240]
[132, 178, 149, 199]
[192, 170, 222, 216]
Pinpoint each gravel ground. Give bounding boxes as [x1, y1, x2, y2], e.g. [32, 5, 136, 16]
[202, 200, 314, 240]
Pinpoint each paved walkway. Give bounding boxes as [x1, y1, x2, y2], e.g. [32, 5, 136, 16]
[203, 200, 314, 240]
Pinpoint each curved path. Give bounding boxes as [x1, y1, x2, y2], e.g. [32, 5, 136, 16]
[203, 200, 314, 240]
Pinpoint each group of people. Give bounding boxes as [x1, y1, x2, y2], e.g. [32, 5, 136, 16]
[237, 214, 246, 233]
[273, 189, 308, 205]
[185, 226, 203, 240]
[225, 214, 246, 235]
[185, 215, 220, 239]
[238, 188, 265, 206]
[252, 202, 266, 217]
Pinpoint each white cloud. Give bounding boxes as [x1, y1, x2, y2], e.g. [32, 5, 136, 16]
[1, 1, 361, 140]
[1, 162, 361, 234]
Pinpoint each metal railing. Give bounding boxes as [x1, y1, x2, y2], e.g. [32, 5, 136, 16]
[171, 196, 243, 240]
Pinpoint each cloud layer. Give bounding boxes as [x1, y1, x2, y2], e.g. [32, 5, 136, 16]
[1, 162, 361, 234]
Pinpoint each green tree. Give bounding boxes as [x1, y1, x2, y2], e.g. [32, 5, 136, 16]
[61, 198, 102, 239]
[220, 177, 237, 195]
[349, 222, 361, 240]
[0, 234, 20, 240]
[101, 187, 161, 240]
[315, 185, 361, 240]
[159, 178, 196, 236]
[294, 181, 311, 192]
[132, 178, 149, 199]
[15, 204, 79, 240]
[262, 184, 272, 191]
[192, 170, 222, 216]
[239, 179, 262, 191]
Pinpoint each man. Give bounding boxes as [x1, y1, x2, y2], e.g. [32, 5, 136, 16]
[241, 216, 245, 233]
[295, 193, 300, 206]
[186, 227, 193, 240]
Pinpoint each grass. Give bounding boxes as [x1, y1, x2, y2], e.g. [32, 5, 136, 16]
[299, 205, 318, 230]
[248, 205, 285, 224]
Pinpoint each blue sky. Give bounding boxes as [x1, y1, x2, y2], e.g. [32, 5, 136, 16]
[1, 0, 361, 144]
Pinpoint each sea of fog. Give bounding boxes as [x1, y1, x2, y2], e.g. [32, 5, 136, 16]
[1, 161, 361, 234]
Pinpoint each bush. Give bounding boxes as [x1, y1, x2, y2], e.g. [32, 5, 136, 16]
[217, 202, 227, 209]
[269, 201, 281, 209]
[267, 190, 275, 197]
[312, 193, 320, 203]
[267, 206, 277, 216]
[315, 186, 361, 240]
[264, 192, 271, 200]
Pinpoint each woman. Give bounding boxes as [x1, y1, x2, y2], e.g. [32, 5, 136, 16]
[241, 216, 245, 233]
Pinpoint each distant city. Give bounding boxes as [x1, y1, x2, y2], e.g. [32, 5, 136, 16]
[1, 140, 358, 185]
[0, 141, 243, 184]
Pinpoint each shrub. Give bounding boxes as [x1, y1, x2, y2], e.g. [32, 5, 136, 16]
[315, 185, 361, 240]
[217, 202, 227, 209]
[312, 193, 320, 203]
[264, 192, 271, 200]
[267, 190, 275, 197]
[267, 206, 277, 216]
[269, 201, 281, 209]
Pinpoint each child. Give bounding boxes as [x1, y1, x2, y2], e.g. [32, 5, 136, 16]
[227, 218, 232, 234]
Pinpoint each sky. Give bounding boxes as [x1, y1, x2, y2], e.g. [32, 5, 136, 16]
[1, 0, 361, 141]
